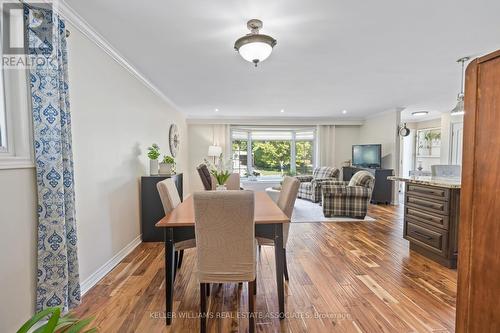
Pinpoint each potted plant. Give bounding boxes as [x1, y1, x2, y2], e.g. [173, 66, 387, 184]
[204, 154, 232, 190]
[17, 306, 96, 333]
[160, 155, 175, 175]
[147, 143, 160, 175]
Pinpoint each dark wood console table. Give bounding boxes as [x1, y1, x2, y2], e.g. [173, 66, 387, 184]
[140, 173, 183, 242]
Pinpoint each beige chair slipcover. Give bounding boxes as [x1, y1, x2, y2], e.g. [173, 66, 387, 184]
[257, 176, 299, 248]
[193, 190, 256, 283]
[157, 178, 196, 250]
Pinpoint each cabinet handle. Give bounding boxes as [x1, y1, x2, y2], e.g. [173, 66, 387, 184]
[412, 230, 433, 240]
[409, 186, 443, 196]
[410, 198, 443, 210]
[409, 209, 441, 223]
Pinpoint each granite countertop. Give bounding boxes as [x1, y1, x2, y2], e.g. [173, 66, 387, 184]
[388, 175, 461, 189]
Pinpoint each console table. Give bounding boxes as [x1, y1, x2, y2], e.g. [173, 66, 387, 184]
[140, 173, 183, 242]
[342, 166, 394, 204]
[389, 176, 460, 268]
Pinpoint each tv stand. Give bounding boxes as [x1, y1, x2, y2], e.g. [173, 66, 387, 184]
[342, 166, 394, 204]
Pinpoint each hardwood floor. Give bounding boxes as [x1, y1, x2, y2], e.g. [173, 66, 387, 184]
[74, 203, 457, 332]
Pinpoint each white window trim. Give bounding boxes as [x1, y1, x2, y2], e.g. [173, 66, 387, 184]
[0, 25, 34, 169]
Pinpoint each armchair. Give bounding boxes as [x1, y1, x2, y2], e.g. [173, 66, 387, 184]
[296, 167, 340, 203]
[321, 170, 375, 218]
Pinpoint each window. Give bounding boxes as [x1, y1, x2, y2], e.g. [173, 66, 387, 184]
[231, 127, 316, 179]
[0, 19, 34, 169]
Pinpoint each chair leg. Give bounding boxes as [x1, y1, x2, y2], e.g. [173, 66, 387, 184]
[248, 280, 255, 333]
[174, 251, 179, 280]
[200, 283, 207, 333]
[206, 283, 210, 297]
[283, 249, 289, 281]
[177, 250, 184, 269]
[253, 277, 257, 295]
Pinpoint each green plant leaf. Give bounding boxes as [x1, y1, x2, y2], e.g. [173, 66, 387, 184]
[17, 307, 61, 333]
[42, 308, 61, 333]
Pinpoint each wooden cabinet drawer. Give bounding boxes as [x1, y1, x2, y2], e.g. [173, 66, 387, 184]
[405, 221, 448, 256]
[406, 184, 449, 202]
[405, 206, 449, 230]
[406, 195, 449, 216]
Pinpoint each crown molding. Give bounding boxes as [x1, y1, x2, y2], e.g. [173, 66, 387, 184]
[50, 0, 183, 113]
[186, 116, 364, 126]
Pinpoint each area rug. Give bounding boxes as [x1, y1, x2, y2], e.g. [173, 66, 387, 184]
[291, 198, 376, 223]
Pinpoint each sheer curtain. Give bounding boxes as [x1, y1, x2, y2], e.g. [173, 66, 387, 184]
[316, 125, 336, 167]
[25, 5, 81, 311]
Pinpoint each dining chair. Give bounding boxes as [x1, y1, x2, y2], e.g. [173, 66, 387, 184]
[257, 176, 299, 281]
[193, 191, 256, 333]
[157, 178, 196, 271]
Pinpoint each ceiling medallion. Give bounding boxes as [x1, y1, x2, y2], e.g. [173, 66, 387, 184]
[234, 19, 277, 67]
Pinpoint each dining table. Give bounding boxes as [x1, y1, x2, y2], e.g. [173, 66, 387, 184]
[155, 191, 290, 325]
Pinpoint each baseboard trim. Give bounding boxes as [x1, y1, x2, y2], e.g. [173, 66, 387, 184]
[80, 235, 142, 296]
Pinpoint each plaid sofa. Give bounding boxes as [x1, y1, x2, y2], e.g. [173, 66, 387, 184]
[296, 167, 340, 203]
[321, 170, 375, 218]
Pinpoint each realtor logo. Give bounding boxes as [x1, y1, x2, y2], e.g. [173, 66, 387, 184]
[1, 1, 53, 67]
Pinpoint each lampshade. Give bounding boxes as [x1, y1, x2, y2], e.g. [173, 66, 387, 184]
[207, 145, 222, 157]
[234, 19, 277, 67]
[238, 42, 273, 63]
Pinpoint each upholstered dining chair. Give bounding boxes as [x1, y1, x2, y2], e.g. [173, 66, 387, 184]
[257, 176, 300, 281]
[157, 178, 196, 272]
[193, 191, 256, 333]
[196, 164, 213, 190]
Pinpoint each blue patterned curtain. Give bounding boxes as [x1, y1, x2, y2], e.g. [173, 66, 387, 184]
[25, 6, 80, 311]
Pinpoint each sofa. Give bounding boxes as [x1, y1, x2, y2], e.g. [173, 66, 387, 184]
[321, 170, 375, 218]
[296, 167, 340, 203]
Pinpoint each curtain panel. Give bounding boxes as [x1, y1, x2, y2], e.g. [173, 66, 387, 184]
[25, 6, 81, 311]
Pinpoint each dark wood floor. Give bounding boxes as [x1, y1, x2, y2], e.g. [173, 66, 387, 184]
[74, 203, 457, 332]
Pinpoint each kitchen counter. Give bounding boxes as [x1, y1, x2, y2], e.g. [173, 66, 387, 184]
[388, 175, 461, 268]
[388, 175, 461, 189]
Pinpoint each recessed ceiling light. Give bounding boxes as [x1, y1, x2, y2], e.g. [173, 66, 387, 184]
[280, 109, 285, 113]
[342, 110, 347, 114]
[412, 111, 429, 116]
[214, 108, 219, 112]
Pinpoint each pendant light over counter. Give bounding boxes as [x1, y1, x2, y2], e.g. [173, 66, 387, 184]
[450, 57, 470, 116]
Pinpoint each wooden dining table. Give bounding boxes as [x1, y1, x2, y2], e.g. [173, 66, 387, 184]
[155, 191, 289, 325]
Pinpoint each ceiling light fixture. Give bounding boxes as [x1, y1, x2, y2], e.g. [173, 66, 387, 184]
[214, 108, 219, 112]
[450, 56, 470, 116]
[412, 111, 429, 116]
[280, 109, 285, 113]
[234, 19, 277, 67]
[342, 110, 347, 114]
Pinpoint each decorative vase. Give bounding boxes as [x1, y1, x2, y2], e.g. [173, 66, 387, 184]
[216, 184, 227, 191]
[150, 159, 159, 175]
[159, 163, 173, 175]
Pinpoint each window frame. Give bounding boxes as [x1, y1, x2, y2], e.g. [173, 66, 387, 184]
[0, 7, 34, 169]
[230, 126, 317, 179]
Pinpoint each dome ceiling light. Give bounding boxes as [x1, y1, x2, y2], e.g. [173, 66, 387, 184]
[234, 19, 277, 67]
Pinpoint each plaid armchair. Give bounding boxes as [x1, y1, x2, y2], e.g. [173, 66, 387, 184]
[296, 167, 340, 203]
[321, 170, 375, 218]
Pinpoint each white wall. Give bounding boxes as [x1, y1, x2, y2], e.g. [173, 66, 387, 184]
[0, 169, 37, 332]
[0, 22, 188, 332]
[187, 124, 229, 194]
[334, 125, 360, 167]
[358, 110, 400, 202]
[359, 110, 399, 170]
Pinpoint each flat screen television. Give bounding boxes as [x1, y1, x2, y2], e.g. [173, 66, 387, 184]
[352, 144, 382, 168]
